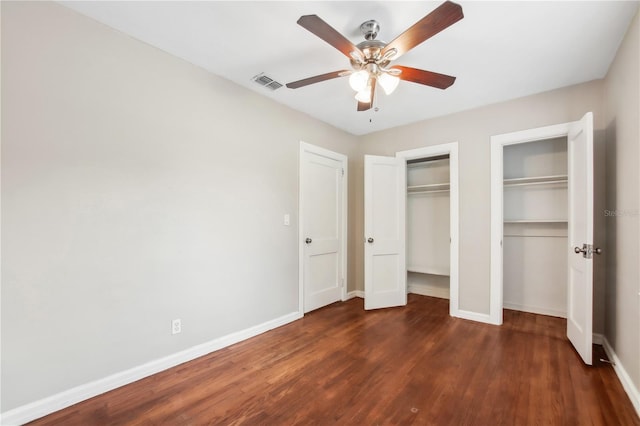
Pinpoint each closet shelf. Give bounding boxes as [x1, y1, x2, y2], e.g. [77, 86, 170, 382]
[407, 266, 450, 276]
[407, 183, 450, 194]
[407, 157, 449, 168]
[503, 174, 568, 187]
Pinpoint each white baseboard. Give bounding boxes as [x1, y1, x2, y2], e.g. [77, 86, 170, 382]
[408, 283, 450, 300]
[503, 301, 567, 319]
[0, 311, 303, 426]
[346, 290, 364, 299]
[601, 336, 640, 417]
[454, 309, 496, 325]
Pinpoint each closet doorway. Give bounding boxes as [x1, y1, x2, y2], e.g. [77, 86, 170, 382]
[364, 143, 460, 316]
[406, 156, 452, 300]
[490, 113, 596, 365]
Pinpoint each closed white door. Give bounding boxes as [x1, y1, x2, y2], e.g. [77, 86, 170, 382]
[567, 112, 595, 365]
[364, 155, 407, 310]
[301, 145, 345, 313]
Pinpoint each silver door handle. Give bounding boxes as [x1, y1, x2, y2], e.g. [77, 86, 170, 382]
[574, 244, 602, 258]
[305, 238, 312, 244]
[367, 237, 374, 243]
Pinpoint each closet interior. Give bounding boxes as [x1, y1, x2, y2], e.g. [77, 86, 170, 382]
[406, 155, 451, 300]
[502, 137, 568, 318]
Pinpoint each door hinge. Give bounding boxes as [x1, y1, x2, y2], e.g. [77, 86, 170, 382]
[341, 168, 344, 177]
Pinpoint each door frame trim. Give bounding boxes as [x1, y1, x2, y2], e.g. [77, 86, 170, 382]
[489, 121, 574, 325]
[298, 142, 348, 315]
[396, 142, 460, 318]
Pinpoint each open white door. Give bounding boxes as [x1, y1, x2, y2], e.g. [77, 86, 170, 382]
[567, 112, 594, 365]
[364, 155, 407, 310]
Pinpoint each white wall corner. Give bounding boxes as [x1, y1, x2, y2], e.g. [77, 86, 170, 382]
[602, 336, 640, 417]
[0, 311, 303, 426]
[346, 290, 365, 299]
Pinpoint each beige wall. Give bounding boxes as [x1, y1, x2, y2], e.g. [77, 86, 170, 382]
[356, 81, 606, 317]
[1, 1, 358, 411]
[604, 9, 640, 397]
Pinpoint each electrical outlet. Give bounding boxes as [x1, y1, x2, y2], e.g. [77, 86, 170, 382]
[172, 318, 181, 335]
[284, 214, 290, 226]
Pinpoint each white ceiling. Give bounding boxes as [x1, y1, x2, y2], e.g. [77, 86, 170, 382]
[59, 1, 638, 135]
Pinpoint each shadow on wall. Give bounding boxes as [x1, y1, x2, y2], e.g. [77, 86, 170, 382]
[603, 120, 617, 344]
[593, 128, 607, 335]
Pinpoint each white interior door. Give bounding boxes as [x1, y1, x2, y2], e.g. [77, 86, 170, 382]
[567, 112, 594, 365]
[301, 147, 345, 313]
[364, 155, 407, 310]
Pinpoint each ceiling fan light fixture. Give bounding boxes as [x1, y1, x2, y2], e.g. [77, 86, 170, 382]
[349, 70, 369, 92]
[355, 88, 371, 103]
[378, 72, 400, 95]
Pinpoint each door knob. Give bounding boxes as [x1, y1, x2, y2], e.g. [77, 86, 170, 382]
[367, 237, 374, 243]
[574, 244, 602, 258]
[305, 238, 312, 244]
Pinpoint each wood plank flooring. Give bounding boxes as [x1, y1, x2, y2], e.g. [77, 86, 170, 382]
[30, 294, 639, 425]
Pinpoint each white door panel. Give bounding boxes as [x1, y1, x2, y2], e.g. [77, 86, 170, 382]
[302, 147, 344, 313]
[567, 112, 594, 365]
[364, 155, 407, 310]
[306, 155, 339, 238]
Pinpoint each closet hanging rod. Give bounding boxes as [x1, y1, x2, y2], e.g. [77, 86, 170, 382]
[504, 234, 568, 238]
[408, 183, 450, 191]
[503, 220, 568, 223]
[504, 178, 567, 187]
[407, 155, 449, 165]
[408, 189, 450, 195]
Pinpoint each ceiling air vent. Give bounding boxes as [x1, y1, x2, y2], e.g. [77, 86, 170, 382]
[251, 73, 283, 91]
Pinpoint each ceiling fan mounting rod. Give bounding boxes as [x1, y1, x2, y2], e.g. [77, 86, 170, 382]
[360, 20, 380, 41]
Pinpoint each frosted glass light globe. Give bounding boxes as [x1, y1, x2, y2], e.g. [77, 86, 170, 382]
[379, 73, 400, 95]
[349, 70, 369, 92]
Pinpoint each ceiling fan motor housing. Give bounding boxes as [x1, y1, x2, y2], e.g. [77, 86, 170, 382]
[360, 20, 380, 40]
[351, 39, 389, 70]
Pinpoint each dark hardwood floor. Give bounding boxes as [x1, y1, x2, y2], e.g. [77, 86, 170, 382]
[30, 294, 639, 425]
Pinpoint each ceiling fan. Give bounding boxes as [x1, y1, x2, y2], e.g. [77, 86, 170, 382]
[286, 1, 464, 112]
